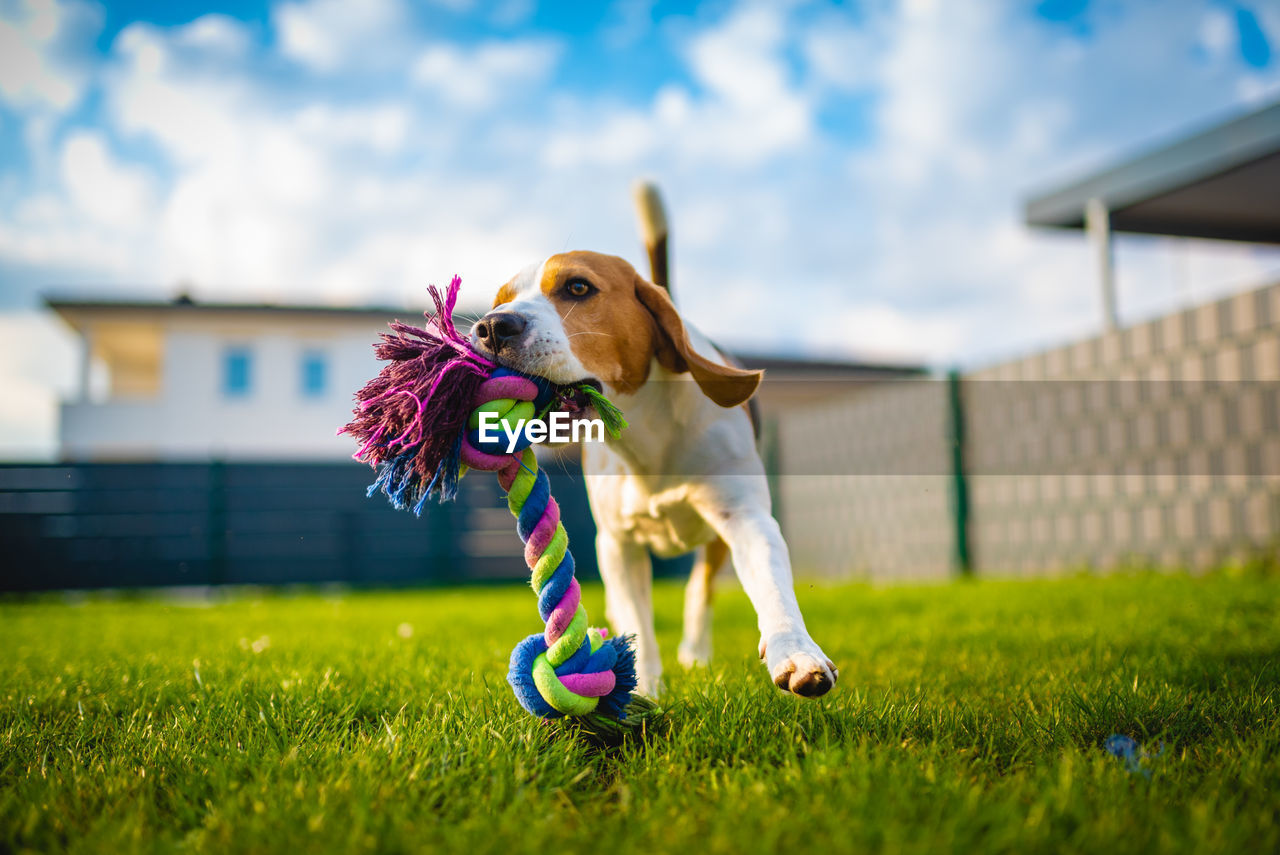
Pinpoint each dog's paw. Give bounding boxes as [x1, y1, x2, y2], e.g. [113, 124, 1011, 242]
[759, 632, 838, 698]
[677, 638, 711, 668]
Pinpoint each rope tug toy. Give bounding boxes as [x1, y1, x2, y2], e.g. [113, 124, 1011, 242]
[340, 276, 655, 733]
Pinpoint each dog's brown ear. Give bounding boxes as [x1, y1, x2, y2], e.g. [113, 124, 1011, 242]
[635, 276, 762, 408]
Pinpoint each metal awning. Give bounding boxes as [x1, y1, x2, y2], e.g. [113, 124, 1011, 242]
[1025, 101, 1280, 244]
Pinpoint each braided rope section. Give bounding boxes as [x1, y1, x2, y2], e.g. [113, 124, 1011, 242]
[458, 370, 636, 720]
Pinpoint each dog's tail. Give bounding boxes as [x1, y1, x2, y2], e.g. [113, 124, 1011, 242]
[632, 180, 671, 295]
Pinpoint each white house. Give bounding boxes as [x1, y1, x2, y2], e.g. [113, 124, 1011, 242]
[46, 295, 411, 461]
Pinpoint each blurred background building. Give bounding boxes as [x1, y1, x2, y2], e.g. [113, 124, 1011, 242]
[47, 296, 399, 460]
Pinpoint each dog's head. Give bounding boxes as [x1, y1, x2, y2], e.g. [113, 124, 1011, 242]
[470, 251, 760, 407]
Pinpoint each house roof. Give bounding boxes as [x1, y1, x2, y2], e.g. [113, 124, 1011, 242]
[44, 294, 413, 321]
[1024, 100, 1280, 243]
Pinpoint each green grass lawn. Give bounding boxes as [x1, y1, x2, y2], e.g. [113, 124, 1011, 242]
[2, 573, 1278, 854]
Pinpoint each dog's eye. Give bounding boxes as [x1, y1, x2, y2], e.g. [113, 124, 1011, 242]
[565, 279, 594, 298]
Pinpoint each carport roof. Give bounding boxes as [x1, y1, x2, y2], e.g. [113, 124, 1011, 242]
[1025, 101, 1280, 244]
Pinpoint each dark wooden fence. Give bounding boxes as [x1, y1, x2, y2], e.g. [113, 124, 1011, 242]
[0, 459, 694, 592]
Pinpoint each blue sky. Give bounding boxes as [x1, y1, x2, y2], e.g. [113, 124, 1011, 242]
[1, 0, 1279, 456]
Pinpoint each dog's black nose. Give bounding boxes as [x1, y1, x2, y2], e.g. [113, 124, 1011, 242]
[473, 312, 527, 352]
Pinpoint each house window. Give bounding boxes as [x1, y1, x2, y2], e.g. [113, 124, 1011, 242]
[301, 350, 327, 398]
[223, 347, 252, 397]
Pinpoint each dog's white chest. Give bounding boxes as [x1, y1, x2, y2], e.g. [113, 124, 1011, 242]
[582, 447, 716, 558]
[617, 484, 714, 558]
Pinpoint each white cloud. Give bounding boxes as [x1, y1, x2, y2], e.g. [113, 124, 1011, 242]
[60, 131, 155, 227]
[412, 39, 561, 109]
[687, 4, 788, 107]
[0, 201, 149, 277]
[829, 302, 967, 363]
[0, 126, 159, 283]
[678, 196, 733, 250]
[542, 3, 813, 170]
[308, 221, 550, 305]
[176, 14, 251, 56]
[274, 0, 409, 72]
[294, 103, 410, 153]
[543, 103, 662, 169]
[802, 15, 881, 92]
[0, 0, 95, 111]
[675, 2, 815, 161]
[110, 25, 247, 165]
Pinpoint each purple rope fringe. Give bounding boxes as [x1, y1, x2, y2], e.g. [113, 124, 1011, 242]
[339, 276, 496, 509]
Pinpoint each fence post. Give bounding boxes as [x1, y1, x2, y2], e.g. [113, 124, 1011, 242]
[947, 370, 973, 576]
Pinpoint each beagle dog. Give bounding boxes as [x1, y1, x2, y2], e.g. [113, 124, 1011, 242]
[469, 249, 837, 699]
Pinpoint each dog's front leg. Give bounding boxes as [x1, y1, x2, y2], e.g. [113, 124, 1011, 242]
[693, 482, 837, 698]
[595, 527, 663, 696]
